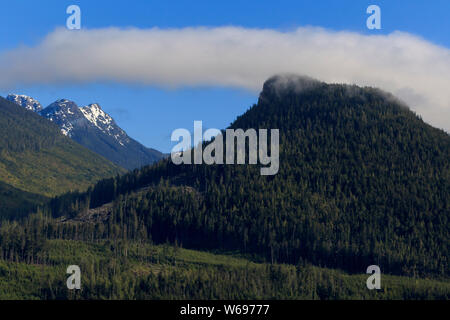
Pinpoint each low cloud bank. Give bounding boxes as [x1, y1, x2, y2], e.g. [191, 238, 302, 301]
[1, 26, 449, 131]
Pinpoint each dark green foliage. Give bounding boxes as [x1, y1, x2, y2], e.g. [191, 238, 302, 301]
[0, 237, 448, 300]
[0, 181, 47, 220]
[43, 77, 450, 279]
[1, 76, 448, 299]
[0, 96, 62, 153]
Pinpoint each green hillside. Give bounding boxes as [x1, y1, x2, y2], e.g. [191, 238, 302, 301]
[0, 181, 47, 220]
[45, 76, 449, 279]
[0, 239, 448, 299]
[0, 96, 125, 218]
[1, 76, 448, 299]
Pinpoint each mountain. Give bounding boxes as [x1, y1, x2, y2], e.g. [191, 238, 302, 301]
[8, 95, 164, 170]
[39, 99, 85, 136]
[0, 75, 449, 299]
[6, 94, 43, 112]
[0, 96, 124, 218]
[46, 75, 449, 279]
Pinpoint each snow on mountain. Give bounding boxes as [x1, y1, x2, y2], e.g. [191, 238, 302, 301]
[6, 94, 43, 112]
[38, 99, 129, 145]
[6, 94, 164, 169]
[8, 95, 129, 144]
[80, 103, 129, 146]
[39, 99, 85, 137]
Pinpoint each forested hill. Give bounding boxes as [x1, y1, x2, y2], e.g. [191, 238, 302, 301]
[46, 75, 449, 278]
[0, 96, 124, 218]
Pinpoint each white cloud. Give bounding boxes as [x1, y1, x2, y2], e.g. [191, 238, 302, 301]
[1, 26, 449, 131]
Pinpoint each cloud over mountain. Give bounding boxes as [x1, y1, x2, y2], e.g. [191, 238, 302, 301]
[0, 26, 449, 131]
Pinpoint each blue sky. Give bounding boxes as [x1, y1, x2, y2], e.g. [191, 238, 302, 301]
[0, 0, 449, 152]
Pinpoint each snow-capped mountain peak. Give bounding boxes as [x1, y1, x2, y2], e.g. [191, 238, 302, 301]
[80, 103, 129, 146]
[5, 94, 164, 169]
[6, 94, 43, 112]
[39, 99, 84, 137]
[80, 103, 113, 130]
